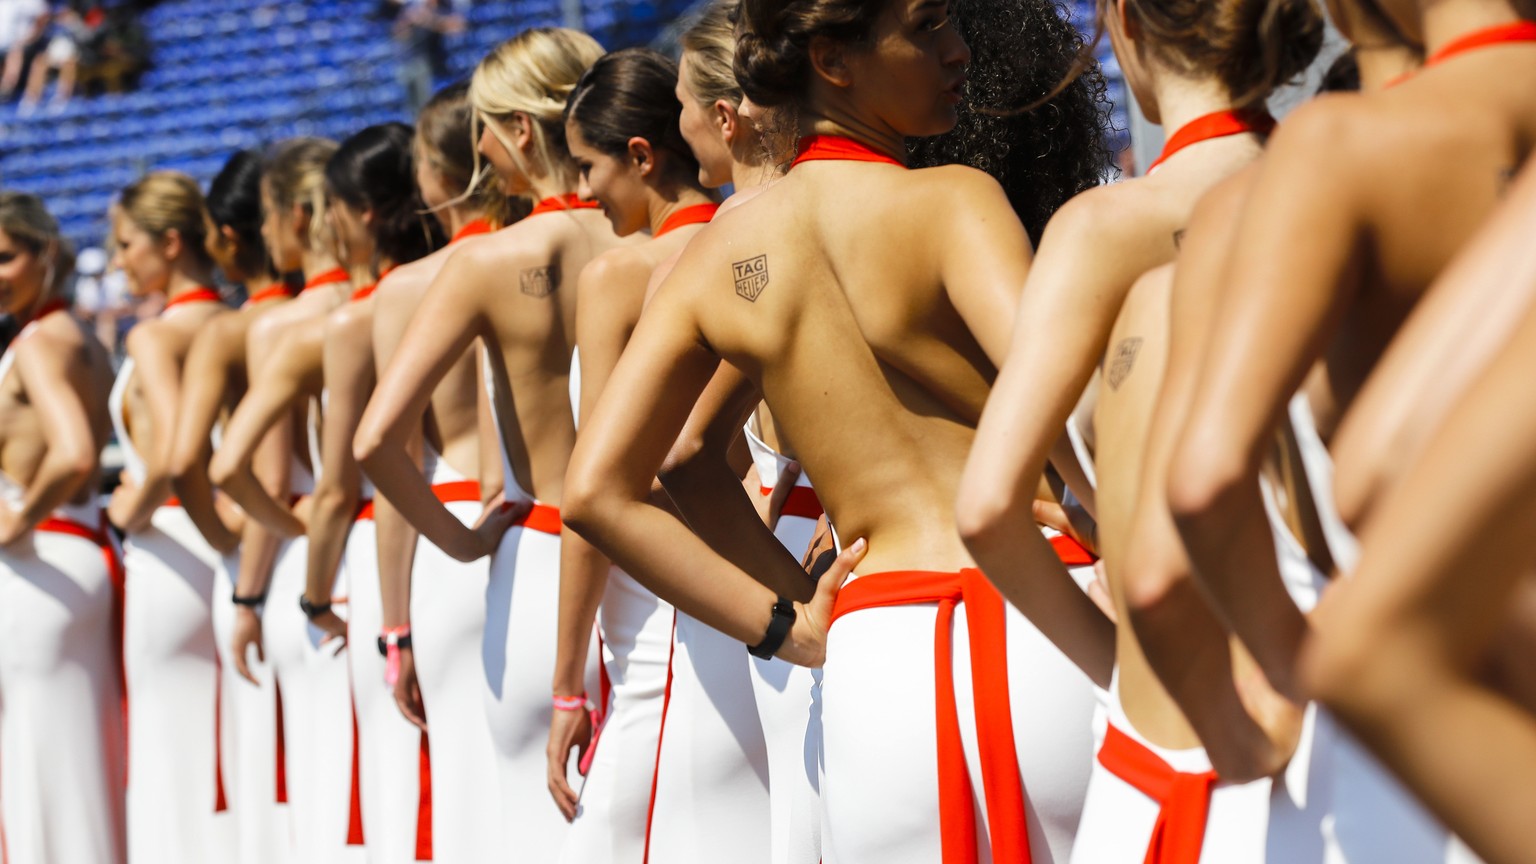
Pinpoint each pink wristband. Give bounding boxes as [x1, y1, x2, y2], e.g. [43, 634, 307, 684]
[382, 626, 411, 687]
[552, 694, 586, 712]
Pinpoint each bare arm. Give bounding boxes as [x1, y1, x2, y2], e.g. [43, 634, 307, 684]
[108, 322, 184, 533]
[1331, 158, 1536, 531]
[356, 246, 505, 562]
[945, 171, 1118, 687]
[563, 263, 862, 668]
[1167, 107, 1364, 700]
[210, 318, 324, 538]
[1304, 301, 1536, 864]
[0, 333, 100, 540]
[302, 306, 376, 642]
[168, 314, 245, 553]
[1122, 169, 1302, 781]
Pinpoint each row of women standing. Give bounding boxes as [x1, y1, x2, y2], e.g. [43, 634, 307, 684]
[2, 0, 1534, 861]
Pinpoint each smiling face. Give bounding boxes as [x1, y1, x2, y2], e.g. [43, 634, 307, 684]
[837, 0, 971, 139]
[111, 211, 172, 299]
[0, 227, 49, 316]
[676, 53, 736, 189]
[566, 122, 654, 237]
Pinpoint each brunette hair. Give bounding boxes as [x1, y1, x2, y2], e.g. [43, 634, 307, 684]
[207, 150, 274, 279]
[326, 123, 442, 272]
[734, 0, 883, 108]
[119, 171, 213, 265]
[1119, 0, 1324, 108]
[564, 48, 701, 183]
[0, 192, 73, 297]
[907, 0, 1114, 244]
[470, 27, 606, 200]
[263, 137, 339, 254]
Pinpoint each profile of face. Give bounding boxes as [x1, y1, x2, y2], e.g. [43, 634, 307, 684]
[414, 139, 453, 212]
[0, 228, 50, 316]
[327, 197, 372, 269]
[567, 122, 654, 237]
[260, 184, 304, 273]
[836, 0, 971, 139]
[1104, 1, 1160, 124]
[675, 54, 736, 189]
[477, 116, 532, 195]
[111, 211, 173, 299]
[205, 223, 242, 283]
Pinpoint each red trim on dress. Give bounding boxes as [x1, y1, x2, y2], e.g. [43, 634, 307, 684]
[1146, 110, 1275, 175]
[243, 283, 296, 307]
[303, 268, 351, 293]
[654, 202, 720, 237]
[791, 134, 906, 169]
[759, 484, 823, 523]
[528, 194, 601, 217]
[450, 219, 493, 244]
[162, 287, 223, 313]
[1426, 20, 1536, 66]
[1097, 724, 1218, 864]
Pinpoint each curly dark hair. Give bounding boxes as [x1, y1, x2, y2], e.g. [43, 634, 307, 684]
[906, 0, 1113, 245]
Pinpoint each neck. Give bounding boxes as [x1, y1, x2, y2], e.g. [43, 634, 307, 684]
[243, 271, 279, 294]
[798, 109, 907, 165]
[434, 202, 483, 238]
[165, 263, 214, 299]
[1421, 0, 1524, 55]
[729, 153, 781, 193]
[1357, 43, 1423, 89]
[647, 184, 716, 236]
[1150, 74, 1245, 138]
[300, 249, 342, 281]
[19, 291, 60, 323]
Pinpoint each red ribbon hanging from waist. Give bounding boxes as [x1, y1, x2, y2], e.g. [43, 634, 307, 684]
[1097, 723, 1219, 864]
[830, 568, 1031, 864]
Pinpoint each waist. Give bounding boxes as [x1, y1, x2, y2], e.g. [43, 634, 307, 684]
[355, 479, 485, 522]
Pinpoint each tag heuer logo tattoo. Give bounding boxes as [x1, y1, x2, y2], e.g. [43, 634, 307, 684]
[520, 265, 556, 297]
[1107, 337, 1143, 391]
[733, 255, 769, 302]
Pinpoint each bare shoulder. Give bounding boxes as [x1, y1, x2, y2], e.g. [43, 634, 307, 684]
[909, 163, 1013, 210]
[578, 243, 659, 298]
[376, 244, 450, 307]
[442, 220, 565, 278]
[325, 295, 371, 339]
[17, 312, 98, 373]
[124, 315, 169, 357]
[1042, 179, 1168, 253]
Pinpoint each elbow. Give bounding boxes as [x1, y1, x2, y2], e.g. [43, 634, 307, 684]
[208, 451, 238, 489]
[1165, 432, 1253, 539]
[1121, 553, 1194, 631]
[312, 484, 355, 520]
[60, 451, 96, 488]
[560, 460, 612, 546]
[352, 420, 387, 471]
[1331, 453, 1382, 537]
[655, 430, 706, 488]
[955, 476, 1030, 558]
[1299, 613, 1392, 729]
[168, 447, 199, 482]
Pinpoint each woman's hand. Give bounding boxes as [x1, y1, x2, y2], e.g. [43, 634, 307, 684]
[392, 646, 427, 731]
[547, 699, 594, 821]
[453, 494, 528, 563]
[778, 537, 868, 668]
[231, 605, 265, 685]
[310, 605, 349, 651]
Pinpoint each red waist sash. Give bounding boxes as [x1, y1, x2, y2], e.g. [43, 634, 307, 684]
[759, 484, 824, 522]
[515, 501, 562, 536]
[1050, 533, 1096, 566]
[1097, 723, 1218, 864]
[354, 479, 483, 521]
[829, 567, 1029, 864]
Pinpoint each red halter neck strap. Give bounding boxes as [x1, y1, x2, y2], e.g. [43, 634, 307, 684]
[791, 135, 906, 169]
[20, 297, 69, 329]
[303, 267, 351, 293]
[655, 202, 720, 238]
[162, 286, 223, 314]
[1426, 20, 1536, 67]
[529, 194, 601, 217]
[245, 283, 295, 306]
[1146, 109, 1276, 175]
[451, 219, 493, 244]
[350, 266, 395, 303]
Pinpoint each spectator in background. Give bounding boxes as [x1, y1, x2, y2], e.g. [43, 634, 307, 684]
[19, 0, 92, 115]
[0, 0, 47, 102]
[72, 244, 134, 357]
[382, 0, 466, 114]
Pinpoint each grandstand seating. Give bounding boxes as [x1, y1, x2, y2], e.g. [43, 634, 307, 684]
[0, 0, 1118, 254]
[0, 0, 694, 252]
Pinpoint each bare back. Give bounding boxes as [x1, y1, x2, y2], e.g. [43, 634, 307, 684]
[0, 313, 114, 499]
[665, 161, 1028, 574]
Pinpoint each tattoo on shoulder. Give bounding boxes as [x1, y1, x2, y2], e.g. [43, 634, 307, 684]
[732, 254, 769, 302]
[1172, 229, 1186, 249]
[1106, 337, 1143, 391]
[520, 265, 558, 298]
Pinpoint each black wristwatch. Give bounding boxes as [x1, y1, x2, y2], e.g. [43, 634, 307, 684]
[299, 595, 331, 620]
[747, 597, 796, 660]
[377, 632, 412, 657]
[231, 592, 267, 609]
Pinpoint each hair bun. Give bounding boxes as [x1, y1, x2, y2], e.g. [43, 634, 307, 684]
[733, 28, 807, 108]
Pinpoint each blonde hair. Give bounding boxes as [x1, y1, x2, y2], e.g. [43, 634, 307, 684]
[680, 1, 743, 108]
[119, 171, 212, 264]
[0, 192, 74, 298]
[469, 27, 605, 200]
[263, 137, 339, 255]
